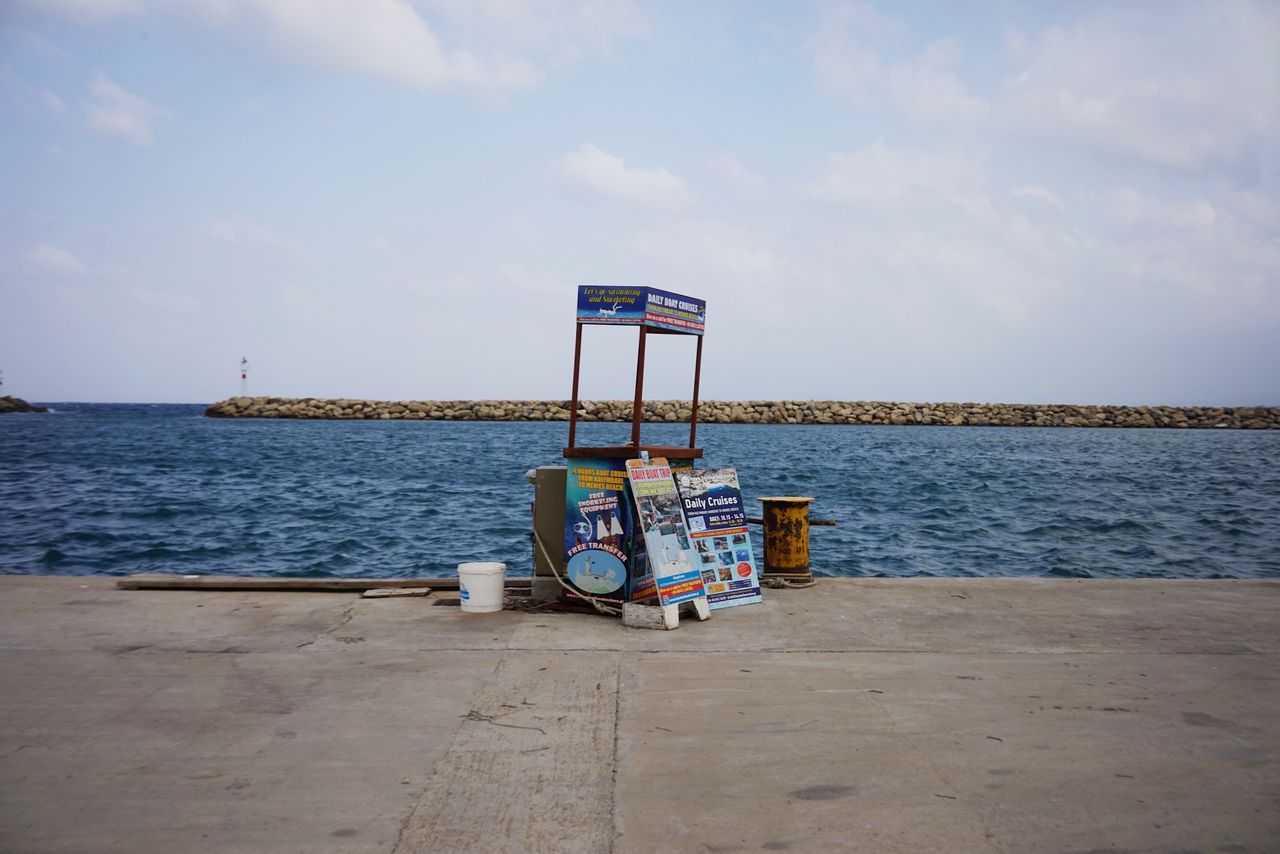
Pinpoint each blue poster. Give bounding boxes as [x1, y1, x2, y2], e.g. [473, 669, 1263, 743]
[641, 287, 706, 334]
[562, 458, 655, 606]
[576, 285, 705, 335]
[576, 286, 646, 326]
[674, 468, 763, 609]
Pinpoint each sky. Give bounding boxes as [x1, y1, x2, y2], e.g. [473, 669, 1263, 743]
[1, 1, 1277, 406]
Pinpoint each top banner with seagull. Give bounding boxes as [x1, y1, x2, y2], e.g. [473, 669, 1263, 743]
[576, 285, 705, 334]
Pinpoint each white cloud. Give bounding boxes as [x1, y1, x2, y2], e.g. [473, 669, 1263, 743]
[883, 39, 988, 121]
[557, 143, 692, 209]
[9, 1, 1278, 404]
[1084, 185, 1280, 309]
[42, 90, 67, 114]
[0, 67, 69, 114]
[14, 30, 74, 63]
[813, 4, 987, 121]
[801, 4, 1280, 348]
[630, 220, 775, 279]
[22, 0, 145, 24]
[808, 140, 985, 213]
[197, 214, 301, 257]
[813, 2, 1278, 179]
[804, 135, 1280, 341]
[29, 0, 646, 94]
[1010, 185, 1065, 210]
[495, 262, 562, 295]
[238, 0, 538, 91]
[86, 72, 159, 144]
[25, 243, 89, 275]
[128, 286, 201, 312]
[625, 219, 791, 339]
[1212, 187, 1280, 234]
[802, 140, 1098, 329]
[1000, 2, 1280, 176]
[420, 0, 647, 67]
[709, 151, 769, 197]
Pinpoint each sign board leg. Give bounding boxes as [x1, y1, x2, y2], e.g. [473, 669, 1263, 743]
[661, 602, 681, 629]
[622, 603, 671, 631]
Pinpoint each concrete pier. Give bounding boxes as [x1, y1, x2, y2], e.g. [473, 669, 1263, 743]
[1, 577, 1277, 853]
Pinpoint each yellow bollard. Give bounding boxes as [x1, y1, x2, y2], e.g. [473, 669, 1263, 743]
[758, 496, 815, 579]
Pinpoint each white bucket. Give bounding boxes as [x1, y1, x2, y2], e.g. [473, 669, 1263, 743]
[458, 562, 506, 613]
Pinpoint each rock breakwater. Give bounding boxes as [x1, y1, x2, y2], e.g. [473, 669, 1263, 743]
[0, 396, 49, 414]
[204, 398, 1279, 429]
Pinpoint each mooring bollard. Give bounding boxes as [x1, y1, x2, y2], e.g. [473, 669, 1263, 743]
[757, 496, 816, 580]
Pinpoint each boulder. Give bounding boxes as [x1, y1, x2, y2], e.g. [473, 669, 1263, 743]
[0, 396, 49, 414]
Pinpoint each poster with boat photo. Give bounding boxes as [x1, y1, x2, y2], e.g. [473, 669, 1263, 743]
[563, 458, 656, 606]
[625, 458, 707, 607]
[675, 468, 762, 609]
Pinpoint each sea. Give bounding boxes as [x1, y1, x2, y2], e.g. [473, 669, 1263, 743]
[2, 403, 1278, 580]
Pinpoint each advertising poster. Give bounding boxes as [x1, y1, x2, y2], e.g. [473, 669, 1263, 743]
[563, 458, 654, 606]
[642, 287, 706, 334]
[675, 468, 763, 609]
[576, 285, 705, 335]
[576, 286, 646, 326]
[625, 458, 707, 607]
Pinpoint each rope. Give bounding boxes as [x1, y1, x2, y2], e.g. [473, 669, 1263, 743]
[531, 528, 622, 617]
[762, 576, 818, 589]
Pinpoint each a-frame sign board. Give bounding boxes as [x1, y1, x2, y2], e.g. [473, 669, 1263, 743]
[625, 457, 711, 628]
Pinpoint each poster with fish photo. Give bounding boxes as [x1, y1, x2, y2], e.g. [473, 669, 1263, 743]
[625, 458, 706, 606]
[675, 468, 762, 609]
[563, 458, 655, 606]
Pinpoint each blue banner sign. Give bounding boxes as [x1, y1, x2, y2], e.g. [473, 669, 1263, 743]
[675, 468, 763, 609]
[562, 458, 655, 606]
[576, 285, 705, 335]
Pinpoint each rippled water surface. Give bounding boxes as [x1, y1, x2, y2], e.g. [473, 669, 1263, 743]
[3, 404, 1278, 579]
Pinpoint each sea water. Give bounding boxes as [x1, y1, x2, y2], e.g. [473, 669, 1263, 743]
[2, 403, 1277, 579]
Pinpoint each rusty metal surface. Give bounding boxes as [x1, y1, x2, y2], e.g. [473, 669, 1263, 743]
[760, 497, 815, 576]
[689, 334, 703, 448]
[561, 445, 702, 459]
[567, 323, 583, 449]
[565, 293, 705, 455]
[631, 325, 647, 447]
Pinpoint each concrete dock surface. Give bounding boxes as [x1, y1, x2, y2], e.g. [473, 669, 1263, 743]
[0, 577, 1277, 854]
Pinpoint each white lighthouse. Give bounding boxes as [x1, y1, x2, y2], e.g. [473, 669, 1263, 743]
[239, 357, 249, 396]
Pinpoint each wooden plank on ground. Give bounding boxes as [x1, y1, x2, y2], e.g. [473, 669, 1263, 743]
[361, 587, 433, 599]
[116, 574, 531, 592]
[394, 650, 619, 854]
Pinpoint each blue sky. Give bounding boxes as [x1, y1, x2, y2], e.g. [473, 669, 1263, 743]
[2, 1, 1277, 405]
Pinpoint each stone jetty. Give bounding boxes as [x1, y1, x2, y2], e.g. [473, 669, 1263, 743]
[204, 397, 1279, 429]
[0, 395, 48, 414]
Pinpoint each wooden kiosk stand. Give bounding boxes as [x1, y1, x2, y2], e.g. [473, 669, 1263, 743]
[565, 285, 706, 462]
[548, 286, 711, 626]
